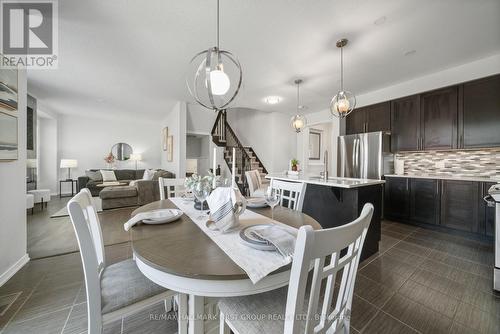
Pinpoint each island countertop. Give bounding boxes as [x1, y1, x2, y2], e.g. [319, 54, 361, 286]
[265, 173, 385, 188]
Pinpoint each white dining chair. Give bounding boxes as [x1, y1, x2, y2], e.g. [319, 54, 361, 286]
[270, 178, 307, 212]
[159, 177, 186, 200]
[245, 170, 267, 197]
[67, 189, 187, 334]
[218, 203, 374, 334]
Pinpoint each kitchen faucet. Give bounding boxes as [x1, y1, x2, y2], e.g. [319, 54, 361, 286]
[320, 150, 329, 181]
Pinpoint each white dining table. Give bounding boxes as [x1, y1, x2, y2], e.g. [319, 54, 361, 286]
[129, 199, 321, 334]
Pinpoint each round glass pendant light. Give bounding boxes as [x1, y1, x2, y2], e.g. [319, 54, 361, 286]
[291, 79, 307, 133]
[186, 0, 242, 111]
[330, 39, 356, 118]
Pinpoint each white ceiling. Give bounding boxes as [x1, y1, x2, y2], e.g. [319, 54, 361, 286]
[27, 0, 500, 120]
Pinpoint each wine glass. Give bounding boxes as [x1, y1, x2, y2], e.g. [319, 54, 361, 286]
[265, 187, 281, 222]
[192, 186, 210, 220]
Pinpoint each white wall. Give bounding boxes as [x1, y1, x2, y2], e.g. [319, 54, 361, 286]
[226, 108, 297, 173]
[307, 122, 333, 176]
[354, 53, 500, 109]
[57, 114, 161, 192]
[160, 102, 187, 177]
[37, 116, 58, 194]
[297, 110, 340, 176]
[0, 69, 29, 286]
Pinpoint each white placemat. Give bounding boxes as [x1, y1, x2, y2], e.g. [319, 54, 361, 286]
[170, 197, 296, 284]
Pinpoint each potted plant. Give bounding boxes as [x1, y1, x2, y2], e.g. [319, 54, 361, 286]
[291, 159, 299, 172]
[104, 152, 115, 169]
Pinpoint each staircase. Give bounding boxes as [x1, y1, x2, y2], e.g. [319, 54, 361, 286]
[211, 110, 268, 195]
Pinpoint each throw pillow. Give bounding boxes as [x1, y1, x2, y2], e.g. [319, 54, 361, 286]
[100, 170, 117, 182]
[153, 169, 174, 180]
[142, 169, 156, 181]
[85, 170, 102, 182]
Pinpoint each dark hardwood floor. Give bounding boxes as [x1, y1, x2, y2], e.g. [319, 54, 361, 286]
[2, 212, 498, 333]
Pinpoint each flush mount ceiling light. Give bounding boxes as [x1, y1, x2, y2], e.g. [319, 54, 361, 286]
[291, 79, 307, 133]
[330, 38, 356, 119]
[186, 0, 242, 111]
[264, 96, 281, 105]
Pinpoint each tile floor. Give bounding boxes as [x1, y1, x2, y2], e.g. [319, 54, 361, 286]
[1, 211, 499, 333]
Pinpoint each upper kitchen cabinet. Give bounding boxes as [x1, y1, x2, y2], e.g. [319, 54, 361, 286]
[345, 107, 367, 135]
[461, 75, 500, 148]
[420, 87, 458, 150]
[345, 102, 391, 135]
[367, 102, 391, 132]
[391, 95, 420, 152]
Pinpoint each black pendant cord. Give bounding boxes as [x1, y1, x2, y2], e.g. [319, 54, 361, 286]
[340, 46, 344, 92]
[296, 81, 300, 114]
[216, 0, 220, 51]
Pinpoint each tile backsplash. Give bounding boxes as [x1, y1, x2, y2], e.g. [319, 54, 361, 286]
[395, 148, 500, 178]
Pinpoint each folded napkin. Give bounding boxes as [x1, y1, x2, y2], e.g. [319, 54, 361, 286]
[253, 225, 297, 260]
[124, 209, 179, 231]
[206, 187, 246, 233]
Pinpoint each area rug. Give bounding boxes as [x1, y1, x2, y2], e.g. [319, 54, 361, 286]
[50, 197, 103, 218]
[29, 206, 137, 259]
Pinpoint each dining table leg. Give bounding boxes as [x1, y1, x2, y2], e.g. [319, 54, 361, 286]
[188, 294, 204, 334]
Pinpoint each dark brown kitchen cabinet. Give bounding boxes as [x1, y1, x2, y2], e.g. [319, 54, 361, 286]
[480, 182, 497, 237]
[345, 107, 366, 135]
[420, 87, 458, 150]
[440, 180, 480, 233]
[410, 178, 440, 225]
[461, 75, 500, 148]
[384, 177, 410, 220]
[345, 102, 391, 135]
[391, 95, 420, 152]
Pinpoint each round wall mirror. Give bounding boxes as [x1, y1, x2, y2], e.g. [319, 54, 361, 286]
[111, 143, 133, 161]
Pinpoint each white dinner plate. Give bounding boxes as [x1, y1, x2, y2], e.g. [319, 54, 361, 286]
[246, 197, 268, 208]
[239, 224, 276, 251]
[142, 209, 183, 225]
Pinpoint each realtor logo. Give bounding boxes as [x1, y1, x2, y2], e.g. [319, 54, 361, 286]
[0, 0, 58, 69]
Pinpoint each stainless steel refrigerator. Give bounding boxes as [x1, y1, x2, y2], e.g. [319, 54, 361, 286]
[338, 131, 393, 179]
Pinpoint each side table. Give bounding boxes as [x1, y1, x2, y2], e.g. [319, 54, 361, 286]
[60, 179, 78, 198]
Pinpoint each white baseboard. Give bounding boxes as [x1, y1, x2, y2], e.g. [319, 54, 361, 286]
[0, 254, 30, 287]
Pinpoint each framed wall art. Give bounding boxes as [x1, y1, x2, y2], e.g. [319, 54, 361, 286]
[167, 135, 173, 162]
[162, 127, 168, 151]
[0, 112, 18, 160]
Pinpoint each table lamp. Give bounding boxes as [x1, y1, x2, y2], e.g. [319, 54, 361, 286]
[130, 153, 142, 170]
[60, 159, 78, 180]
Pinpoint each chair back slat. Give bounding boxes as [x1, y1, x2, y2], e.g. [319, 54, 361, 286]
[67, 189, 104, 332]
[245, 170, 261, 196]
[270, 179, 306, 212]
[159, 177, 186, 200]
[284, 203, 374, 334]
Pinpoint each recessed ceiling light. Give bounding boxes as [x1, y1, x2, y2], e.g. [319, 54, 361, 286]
[374, 16, 386, 26]
[404, 50, 417, 56]
[298, 105, 308, 110]
[264, 96, 281, 105]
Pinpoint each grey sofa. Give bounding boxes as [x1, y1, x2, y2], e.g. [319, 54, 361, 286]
[77, 169, 175, 209]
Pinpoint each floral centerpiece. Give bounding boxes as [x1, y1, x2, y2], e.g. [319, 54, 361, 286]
[185, 171, 221, 209]
[104, 152, 115, 168]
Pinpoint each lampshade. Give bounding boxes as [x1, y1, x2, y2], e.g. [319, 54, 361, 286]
[60, 159, 78, 168]
[26, 159, 37, 168]
[130, 153, 142, 161]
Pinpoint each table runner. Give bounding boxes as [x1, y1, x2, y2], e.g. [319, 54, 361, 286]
[169, 197, 295, 284]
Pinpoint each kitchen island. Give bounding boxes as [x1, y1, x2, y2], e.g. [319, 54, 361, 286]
[266, 174, 385, 260]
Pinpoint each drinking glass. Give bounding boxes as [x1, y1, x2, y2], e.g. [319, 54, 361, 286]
[265, 187, 281, 222]
[192, 186, 210, 220]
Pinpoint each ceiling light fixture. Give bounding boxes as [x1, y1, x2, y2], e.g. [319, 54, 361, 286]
[186, 0, 242, 111]
[291, 79, 307, 133]
[330, 38, 356, 119]
[265, 96, 281, 105]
